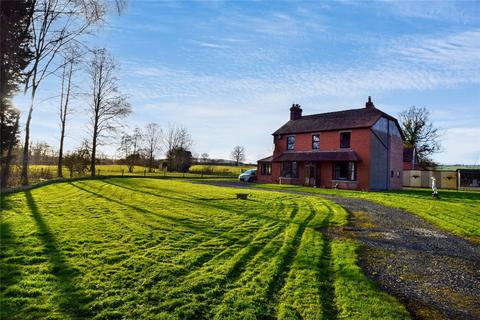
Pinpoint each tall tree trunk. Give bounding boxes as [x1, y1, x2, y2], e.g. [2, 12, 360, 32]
[91, 111, 99, 177]
[149, 150, 153, 172]
[57, 61, 73, 178]
[21, 88, 36, 185]
[58, 122, 66, 177]
[1, 114, 20, 188]
[91, 129, 97, 177]
[57, 64, 66, 177]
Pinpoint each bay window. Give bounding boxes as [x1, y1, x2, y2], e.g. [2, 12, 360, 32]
[281, 162, 298, 178]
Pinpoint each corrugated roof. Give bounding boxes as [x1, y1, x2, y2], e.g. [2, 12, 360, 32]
[273, 107, 398, 135]
[272, 150, 360, 162]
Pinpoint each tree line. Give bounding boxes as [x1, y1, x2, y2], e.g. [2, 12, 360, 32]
[0, 0, 201, 188]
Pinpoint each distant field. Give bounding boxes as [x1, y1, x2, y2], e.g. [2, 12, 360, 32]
[1, 178, 409, 319]
[5, 164, 250, 187]
[18, 164, 253, 176]
[255, 184, 480, 242]
[189, 164, 255, 175]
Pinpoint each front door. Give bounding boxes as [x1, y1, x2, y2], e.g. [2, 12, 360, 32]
[305, 162, 320, 187]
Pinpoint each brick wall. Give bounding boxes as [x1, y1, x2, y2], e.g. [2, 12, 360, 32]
[271, 128, 372, 190]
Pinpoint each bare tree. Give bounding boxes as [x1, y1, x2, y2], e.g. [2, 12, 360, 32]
[231, 146, 246, 166]
[117, 127, 142, 173]
[57, 46, 81, 177]
[201, 153, 209, 163]
[19, 0, 109, 185]
[30, 141, 56, 165]
[19, 0, 127, 185]
[118, 133, 133, 162]
[399, 106, 441, 167]
[64, 139, 90, 178]
[163, 124, 192, 155]
[144, 123, 162, 172]
[87, 48, 131, 177]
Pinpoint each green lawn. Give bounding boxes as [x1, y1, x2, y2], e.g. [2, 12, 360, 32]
[254, 184, 480, 242]
[0, 178, 409, 319]
[5, 165, 239, 188]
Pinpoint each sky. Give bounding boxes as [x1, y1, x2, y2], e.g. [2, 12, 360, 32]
[14, 0, 480, 164]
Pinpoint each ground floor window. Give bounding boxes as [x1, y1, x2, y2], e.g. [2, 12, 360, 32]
[260, 163, 272, 175]
[281, 162, 298, 178]
[333, 161, 356, 181]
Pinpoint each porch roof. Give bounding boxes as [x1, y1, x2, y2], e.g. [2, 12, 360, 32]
[257, 155, 273, 162]
[272, 150, 360, 162]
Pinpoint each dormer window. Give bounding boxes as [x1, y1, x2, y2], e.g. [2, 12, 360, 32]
[287, 135, 295, 150]
[340, 132, 351, 148]
[312, 134, 320, 150]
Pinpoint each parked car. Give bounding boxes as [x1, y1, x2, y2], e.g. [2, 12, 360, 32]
[239, 169, 257, 182]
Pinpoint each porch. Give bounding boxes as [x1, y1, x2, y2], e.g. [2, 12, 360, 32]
[272, 150, 361, 189]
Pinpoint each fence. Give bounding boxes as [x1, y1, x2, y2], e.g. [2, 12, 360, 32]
[4, 165, 244, 190]
[403, 170, 457, 189]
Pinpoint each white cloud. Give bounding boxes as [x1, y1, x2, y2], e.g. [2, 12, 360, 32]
[434, 128, 480, 164]
[384, 1, 479, 23]
[389, 30, 480, 66]
[190, 40, 231, 49]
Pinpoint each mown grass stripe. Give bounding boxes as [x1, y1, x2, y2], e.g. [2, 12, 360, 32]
[1, 178, 413, 319]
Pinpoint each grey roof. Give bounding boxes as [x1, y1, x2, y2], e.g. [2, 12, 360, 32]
[257, 155, 273, 162]
[273, 107, 399, 135]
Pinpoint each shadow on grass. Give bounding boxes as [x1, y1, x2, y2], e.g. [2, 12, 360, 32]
[317, 235, 338, 320]
[100, 179, 293, 226]
[24, 191, 92, 318]
[0, 222, 24, 319]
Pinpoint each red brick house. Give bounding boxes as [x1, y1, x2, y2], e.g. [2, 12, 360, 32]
[257, 97, 404, 190]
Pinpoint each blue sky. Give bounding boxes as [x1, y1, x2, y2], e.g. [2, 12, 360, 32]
[15, 0, 480, 164]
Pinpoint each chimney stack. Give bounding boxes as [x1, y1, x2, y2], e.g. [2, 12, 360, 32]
[365, 96, 375, 109]
[290, 103, 302, 120]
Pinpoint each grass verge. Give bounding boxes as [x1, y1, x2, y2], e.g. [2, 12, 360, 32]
[254, 184, 480, 241]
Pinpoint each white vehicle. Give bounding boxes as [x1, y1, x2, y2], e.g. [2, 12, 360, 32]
[239, 169, 257, 182]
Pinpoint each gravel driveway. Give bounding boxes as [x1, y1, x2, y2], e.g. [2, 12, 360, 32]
[196, 181, 480, 319]
[322, 194, 480, 320]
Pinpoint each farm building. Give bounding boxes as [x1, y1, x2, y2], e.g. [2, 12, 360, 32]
[257, 97, 404, 191]
[457, 169, 480, 190]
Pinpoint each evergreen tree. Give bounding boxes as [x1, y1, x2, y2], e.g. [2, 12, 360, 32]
[0, 0, 33, 188]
